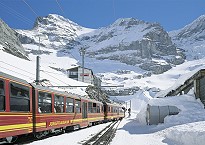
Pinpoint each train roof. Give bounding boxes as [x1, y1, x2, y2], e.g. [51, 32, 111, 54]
[105, 102, 123, 107]
[0, 71, 29, 85]
[30, 83, 81, 99]
[81, 97, 103, 104]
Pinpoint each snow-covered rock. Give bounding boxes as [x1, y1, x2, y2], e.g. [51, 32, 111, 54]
[73, 18, 185, 74]
[0, 19, 28, 60]
[16, 14, 93, 50]
[170, 14, 205, 60]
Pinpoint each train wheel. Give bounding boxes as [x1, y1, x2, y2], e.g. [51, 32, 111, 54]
[6, 136, 18, 143]
[34, 131, 49, 139]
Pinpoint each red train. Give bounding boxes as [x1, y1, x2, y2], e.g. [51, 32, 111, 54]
[0, 71, 124, 144]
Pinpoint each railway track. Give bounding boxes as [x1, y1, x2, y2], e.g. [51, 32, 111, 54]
[82, 120, 121, 145]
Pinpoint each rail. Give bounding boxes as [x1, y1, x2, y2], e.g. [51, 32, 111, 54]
[82, 120, 121, 145]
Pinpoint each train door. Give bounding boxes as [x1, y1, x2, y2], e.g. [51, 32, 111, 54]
[82, 102, 87, 119]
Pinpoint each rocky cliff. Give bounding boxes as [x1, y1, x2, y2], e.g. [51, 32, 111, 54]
[0, 19, 28, 60]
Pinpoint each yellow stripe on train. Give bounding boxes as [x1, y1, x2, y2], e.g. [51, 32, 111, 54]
[0, 122, 46, 132]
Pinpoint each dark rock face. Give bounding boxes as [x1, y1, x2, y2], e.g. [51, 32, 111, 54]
[0, 19, 29, 60]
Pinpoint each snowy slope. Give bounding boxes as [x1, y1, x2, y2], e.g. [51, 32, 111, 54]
[170, 15, 205, 60]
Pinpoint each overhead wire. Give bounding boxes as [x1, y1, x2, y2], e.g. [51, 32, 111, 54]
[41, 70, 68, 85]
[0, 1, 34, 25]
[55, 0, 78, 37]
[54, 0, 81, 62]
[22, 0, 38, 17]
[0, 65, 35, 80]
[0, 60, 35, 75]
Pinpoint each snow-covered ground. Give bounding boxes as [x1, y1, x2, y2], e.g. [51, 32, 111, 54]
[1, 43, 205, 145]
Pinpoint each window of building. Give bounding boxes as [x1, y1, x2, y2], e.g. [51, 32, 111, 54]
[38, 91, 52, 113]
[0, 80, 5, 111]
[88, 102, 92, 113]
[66, 97, 74, 113]
[54, 95, 64, 113]
[10, 82, 30, 112]
[70, 71, 78, 76]
[75, 99, 81, 113]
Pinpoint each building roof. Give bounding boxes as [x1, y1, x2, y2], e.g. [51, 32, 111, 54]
[155, 68, 205, 98]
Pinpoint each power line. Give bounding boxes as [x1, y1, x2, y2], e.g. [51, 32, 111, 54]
[41, 70, 66, 75]
[0, 1, 34, 25]
[112, 0, 116, 20]
[0, 66, 35, 80]
[22, 0, 38, 17]
[55, 0, 65, 16]
[55, 0, 77, 37]
[41, 70, 68, 85]
[0, 60, 35, 75]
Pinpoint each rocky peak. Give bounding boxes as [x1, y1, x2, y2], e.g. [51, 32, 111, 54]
[170, 15, 205, 41]
[16, 14, 94, 50]
[33, 14, 79, 31]
[112, 18, 145, 27]
[0, 19, 28, 60]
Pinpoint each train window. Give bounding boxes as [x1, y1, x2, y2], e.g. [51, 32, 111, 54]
[88, 102, 92, 113]
[66, 97, 74, 113]
[38, 91, 52, 113]
[75, 99, 81, 113]
[54, 95, 64, 113]
[92, 103, 97, 113]
[111, 107, 114, 113]
[0, 80, 5, 111]
[10, 82, 30, 112]
[108, 106, 110, 112]
[97, 104, 100, 113]
[101, 105, 104, 112]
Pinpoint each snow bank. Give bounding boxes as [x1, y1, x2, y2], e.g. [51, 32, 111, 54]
[164, 121, 205, 145]
[137, 94, 205, 126]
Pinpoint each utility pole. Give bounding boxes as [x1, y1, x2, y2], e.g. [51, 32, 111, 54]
[38, 37, 40, 52]
[80, 48, 86, 82]
[36, 56, 40, 85]
[36, 35, 47, 85]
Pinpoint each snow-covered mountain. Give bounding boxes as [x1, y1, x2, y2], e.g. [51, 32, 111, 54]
[14, 15, 185, 74]
[72, 18, 185, 74]
[170, 15, 205, 60]
[16, 14, 93, 51]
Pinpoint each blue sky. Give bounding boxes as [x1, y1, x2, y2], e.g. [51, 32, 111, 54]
[0, 0, 205, 31]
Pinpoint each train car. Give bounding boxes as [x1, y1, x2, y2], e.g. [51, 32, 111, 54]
[0, 70, 124, 144]
[31, 84, 105, 138]
[86, 98, 104, 126]
[0, 71, 33, 144]
[31, 84, 83, 138]
[104, 102, 124, 121]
